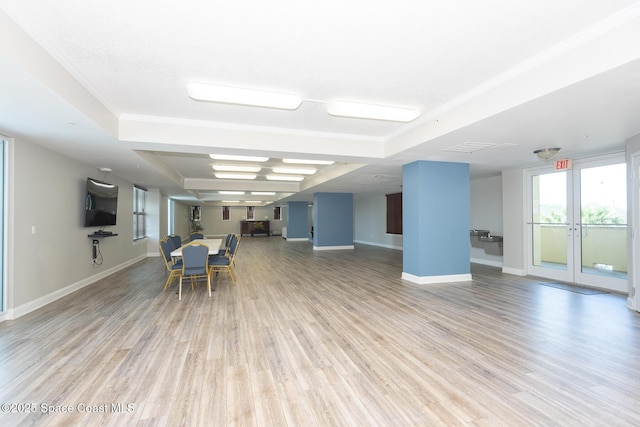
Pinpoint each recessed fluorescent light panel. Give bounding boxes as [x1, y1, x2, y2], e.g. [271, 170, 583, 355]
[188, 83, 302, 110]
[251, 192, 276, 195]
[219, 191, 245, 195]
[212, 164, 261, 173]
[209, 154, 269, 162]
[272, 166, 317, 175]
[282, 158, 335, 165]
[266, 174, 304, 182]
[328, 101, 420, 122]
[214, 173, 256, 180]
[222, 200, 241, 203]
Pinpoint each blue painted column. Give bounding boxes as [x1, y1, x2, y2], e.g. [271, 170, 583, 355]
[313, 192, 354, 250]
[286, 201, 309, 241]
[402, 161, 471, 283]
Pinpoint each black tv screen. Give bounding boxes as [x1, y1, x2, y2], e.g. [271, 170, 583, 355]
[84, 177, 118, 227]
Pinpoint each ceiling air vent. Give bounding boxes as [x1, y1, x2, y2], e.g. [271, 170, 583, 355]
[444, 142, 497, 153]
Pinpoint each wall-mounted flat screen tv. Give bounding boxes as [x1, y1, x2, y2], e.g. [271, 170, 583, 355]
[84, 177, 118, 227]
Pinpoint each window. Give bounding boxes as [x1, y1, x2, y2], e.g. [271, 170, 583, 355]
[222, 206, 230, 221]
[386, 192, 402, 234]
[246, 206, 255, 220]
[273, 206, 281, 221]
[168, 198, 174, 234]
[133, 185, 147, 240]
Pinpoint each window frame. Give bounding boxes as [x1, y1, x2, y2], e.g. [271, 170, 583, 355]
[133, 185, 147, 240]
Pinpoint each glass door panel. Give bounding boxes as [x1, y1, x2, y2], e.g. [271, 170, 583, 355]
[528, 170, 573, 282]
[575, 162, 628, 291]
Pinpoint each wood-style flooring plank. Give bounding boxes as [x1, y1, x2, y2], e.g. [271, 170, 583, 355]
[1, 236, 640, 426]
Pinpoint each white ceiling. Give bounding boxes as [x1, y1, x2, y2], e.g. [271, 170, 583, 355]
[1, 0, 640, 204]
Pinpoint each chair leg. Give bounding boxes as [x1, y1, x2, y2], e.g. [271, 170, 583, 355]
[228, 267, 237, 284]
[207, 274, 212, 297]
[163, 271, 177, 292]
[179, 277, 183, 300]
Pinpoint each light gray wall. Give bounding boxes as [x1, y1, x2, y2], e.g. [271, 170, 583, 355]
[146, 188, 161, 255]
[173, 201, 190, 240]
[470, 175, 503, 266]
[501, 168, 526, 275]
[354, 177, 505, 259]
[626, 133, 640, 310]
[354, 195, 402, 249]
[9, 137, 147, 315]
[173, 203, 287, 238]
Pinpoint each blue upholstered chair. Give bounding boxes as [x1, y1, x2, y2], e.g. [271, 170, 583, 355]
[168, 234, 182, 248]
[208, 235, 239, 284]
[217, 233, 234, 256]
[159, 238, 183, 292]
[179, 242, 211, 300]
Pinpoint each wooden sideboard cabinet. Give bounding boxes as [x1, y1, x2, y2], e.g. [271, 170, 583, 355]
[240, 220, 270, 236]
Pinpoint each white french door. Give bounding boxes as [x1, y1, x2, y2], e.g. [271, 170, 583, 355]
[527, 155, 628, 293]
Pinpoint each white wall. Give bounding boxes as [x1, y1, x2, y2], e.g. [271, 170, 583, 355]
[6, 137, 147, 318]
[354, 195, 402, 250]
[502, 168, 526, 275]
[626, 133, 640, 310]
[470, 175, 503, 267]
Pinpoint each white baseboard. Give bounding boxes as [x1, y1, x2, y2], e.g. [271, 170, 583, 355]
[353, 240, 403, 251]
[402, 272, 472, 284]
[470, 257, 503, 268]
[627, 297, 636, 311]
[501, 267, 527, 276]
[313, 245, 355, 251]
[286, 237, 309, 242]
[6, 254, 147, 321]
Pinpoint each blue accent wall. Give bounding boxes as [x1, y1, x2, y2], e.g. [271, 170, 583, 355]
[403, 161, 470, 277]
[287, 201, 309, 239]
[313, 192, 353, 247]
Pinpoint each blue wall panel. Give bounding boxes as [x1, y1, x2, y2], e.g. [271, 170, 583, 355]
[403, 161, 470, 277]
[313, 192, 353, 247]
[287, 201, 309, 239]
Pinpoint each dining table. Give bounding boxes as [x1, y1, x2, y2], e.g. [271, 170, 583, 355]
[170, 238, 223, 257]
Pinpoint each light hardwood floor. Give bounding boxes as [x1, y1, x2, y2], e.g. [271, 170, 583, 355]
[1, 237, 640, 426]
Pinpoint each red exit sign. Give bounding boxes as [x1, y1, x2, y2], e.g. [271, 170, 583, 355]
[554, 159, 572, 170]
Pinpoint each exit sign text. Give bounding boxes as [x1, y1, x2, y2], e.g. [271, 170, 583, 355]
[554, 159, 572, 170]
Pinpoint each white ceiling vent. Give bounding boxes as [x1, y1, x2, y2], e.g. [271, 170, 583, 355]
[445, 142, 497, 153]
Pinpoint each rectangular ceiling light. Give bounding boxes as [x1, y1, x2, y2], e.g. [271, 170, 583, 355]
[266, 174, 304, 182]
[328, 101, 420, 122]
[283, 158, 335, 165]
[212, 164, 261, 172]
[251, 191, 276, 195]
[189, 83, 302, 110]
[219, 191, 245, 195]
[272, 166, 317, 175]
[222, 200, 241, 203]
[210, 154, 269, 162]
[214, 173, 256, 180]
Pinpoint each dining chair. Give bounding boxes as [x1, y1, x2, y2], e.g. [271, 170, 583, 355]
[208, 234, 239, 284]
[189, 232, 204, 241]
[179, 242, 211, 300]
[159, 238, 183, 292]
[168, 234, 182, 248]
[217, 233, 233, 256]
